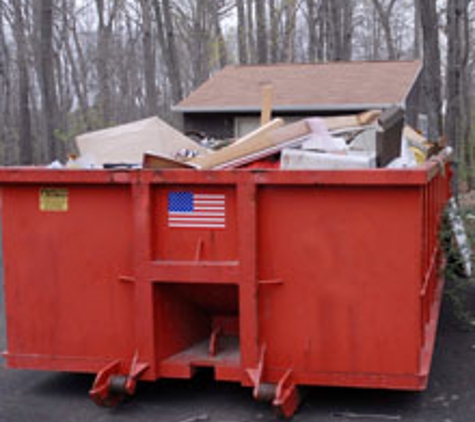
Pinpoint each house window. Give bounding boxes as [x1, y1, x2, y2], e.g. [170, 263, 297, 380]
[234, 117, 260, 138]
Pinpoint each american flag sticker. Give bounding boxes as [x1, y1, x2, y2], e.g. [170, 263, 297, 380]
[168, 192, 226, 229]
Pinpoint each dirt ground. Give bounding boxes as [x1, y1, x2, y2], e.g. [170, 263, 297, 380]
[1, 199, 475, 422]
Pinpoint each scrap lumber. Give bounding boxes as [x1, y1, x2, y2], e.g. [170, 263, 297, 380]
[191, 111, 382, 170]
[142, 152, 197, 169]
[323, 110, 381, 131]
[190, 118, 286, 169]
[260, 84, 274, 125]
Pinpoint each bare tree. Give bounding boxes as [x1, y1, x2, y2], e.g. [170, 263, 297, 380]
[0, 0, 14, 163]
[12, 0, 34, 164]
[153, 0, 183, 103]
[446, 0, 463, 153]
[211, 1, 228, 69]
[460, 0, 473, 189]
[417, 0, 443, 141]
[0, 0, 472, 174]
[139, 0, 159, 116]
[38, 0, 62, 161]
[269, 0, 279, 63]
[305, 0, 318, 62]
[246, 0, 255, 63]
[413, 0, 421, 59]
[255, 0, 267, 63]
[370, 0, 398, 59]
[236, 0, 248, 64]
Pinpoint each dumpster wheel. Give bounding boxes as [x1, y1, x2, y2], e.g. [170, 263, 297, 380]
[89, 355, 150, 407]
[99, 375, 128, 407]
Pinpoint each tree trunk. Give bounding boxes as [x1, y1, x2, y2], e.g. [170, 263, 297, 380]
[371, 0, 397, 60]
[95, 0, 112, 124]
[236, 0, 248, 64]
[152, 0, 183, 103]
[306, 0, 317, 62]
[446, 0, 462, 151]
[269, 0, 279, 63]
[163, 0, 184, 101]
[446, 0, 466, 195]
[139, 0, 158, 116]
[12, 0, 34, 165]
[413, 0, 422, 59]
[460, 0, 473, 189]
[39, 0, 62, 161]
[417, 0, 443, 142]
[317, 1, 326, 61]
[281, 0, 298, 63]
[329, 0, 343, 60]
[246, 0, 255, 63]
[0, 1, 13, 164]
[211, 1, 228, 69]
[62, 2, 92, 131]
[341, 0, 353, 60]
[190, 0, 211, 87]
[255, 0, 267, 63]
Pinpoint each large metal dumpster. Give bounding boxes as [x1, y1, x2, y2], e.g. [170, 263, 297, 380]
[0, 152, 451, 416]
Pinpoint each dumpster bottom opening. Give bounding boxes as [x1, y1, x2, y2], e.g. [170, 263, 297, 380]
[154, 283, 241, 381]
[160, 336, 241, 381]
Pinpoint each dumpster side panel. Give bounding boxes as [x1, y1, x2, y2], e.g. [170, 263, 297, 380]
[257, 185, 422, 380]
[2, 185, 136, 372]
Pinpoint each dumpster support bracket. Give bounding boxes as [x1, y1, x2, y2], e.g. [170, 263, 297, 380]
[247, 344, 267, 400]
[89, 352, 149, 407]
[273, 369, 300, 418]
[209, 326, 222, 357]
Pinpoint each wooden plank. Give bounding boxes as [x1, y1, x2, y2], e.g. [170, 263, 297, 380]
[190, 119, 285, 169]
[142, 152, 197, 169]
[260, 84, 274, 126]
[323, 110, 381, 131]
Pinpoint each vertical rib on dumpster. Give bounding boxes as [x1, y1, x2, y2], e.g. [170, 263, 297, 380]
[132, 175, 155, 379]
[238, 177, 260, 380]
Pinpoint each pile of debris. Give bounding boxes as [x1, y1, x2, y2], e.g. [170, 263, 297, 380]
[66, 108, 442, 171]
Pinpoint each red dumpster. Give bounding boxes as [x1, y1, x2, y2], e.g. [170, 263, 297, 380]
[0, 151, 451, 417]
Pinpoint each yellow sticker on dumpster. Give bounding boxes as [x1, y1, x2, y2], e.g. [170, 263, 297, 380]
[39, 188, 69, 212]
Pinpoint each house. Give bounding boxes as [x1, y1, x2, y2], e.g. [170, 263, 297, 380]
[174, 61, 424, 140]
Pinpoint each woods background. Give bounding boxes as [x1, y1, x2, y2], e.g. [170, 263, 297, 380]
[0, 1, 473, 187]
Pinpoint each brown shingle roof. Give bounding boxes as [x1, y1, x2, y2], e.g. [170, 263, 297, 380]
[175, 61, 422, 112]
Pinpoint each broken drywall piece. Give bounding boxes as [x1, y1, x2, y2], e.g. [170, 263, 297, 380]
[281, 148, 376, 170]
[348, 127, 378, 153]
[76, 117, 206, 167]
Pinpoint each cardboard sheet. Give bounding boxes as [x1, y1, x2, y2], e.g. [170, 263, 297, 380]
[76, 117, 206, 166]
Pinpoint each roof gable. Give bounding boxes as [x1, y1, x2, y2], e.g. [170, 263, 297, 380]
[175, 61, 422, 113]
